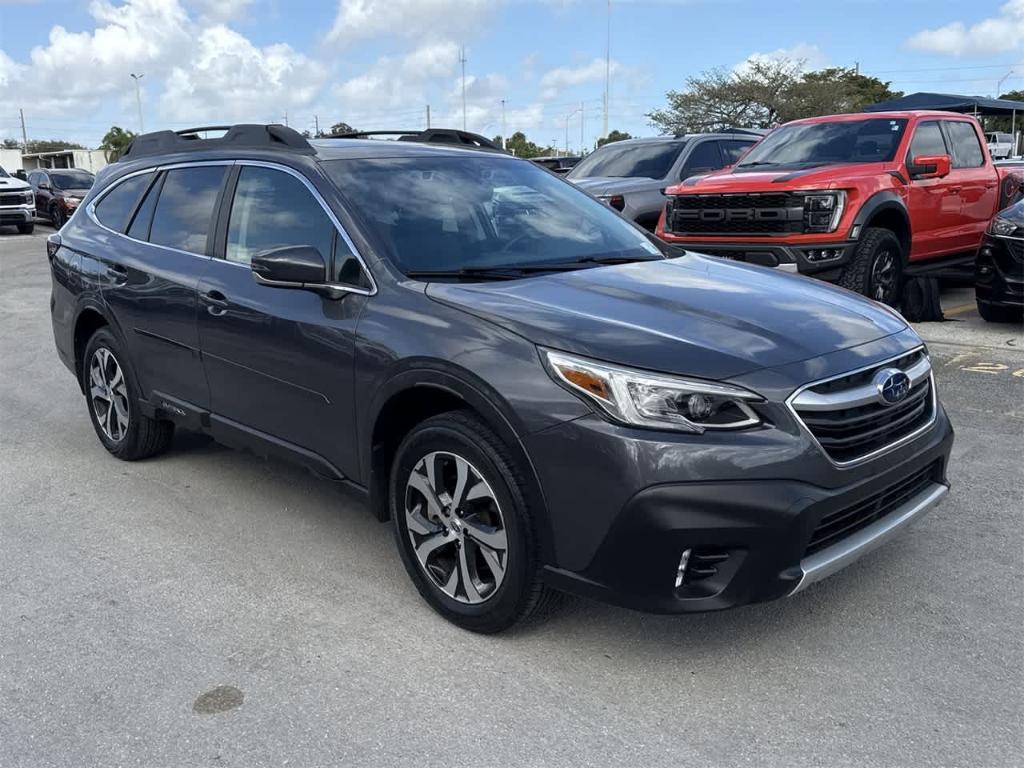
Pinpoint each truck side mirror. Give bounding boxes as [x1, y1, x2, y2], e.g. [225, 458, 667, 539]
[908, 154, 951, 180]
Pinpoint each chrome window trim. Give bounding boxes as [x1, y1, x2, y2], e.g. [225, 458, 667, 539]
[785, 346, 937, 469]
[85, 159, 377, 296]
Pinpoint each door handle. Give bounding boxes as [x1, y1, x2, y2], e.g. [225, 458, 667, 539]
[200, 289, 230, 316]
[947, 187, 961, 194]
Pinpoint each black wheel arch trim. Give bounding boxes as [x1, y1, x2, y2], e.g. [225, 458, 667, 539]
[848, 191, 910, 249]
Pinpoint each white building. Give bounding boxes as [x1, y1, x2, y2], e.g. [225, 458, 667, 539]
[21, 149, 108, 172]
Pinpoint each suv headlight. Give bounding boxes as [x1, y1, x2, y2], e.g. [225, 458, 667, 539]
[541, 349, 763, 433]
[989, 215, 1019, 237]
[803, 191, 845, 233]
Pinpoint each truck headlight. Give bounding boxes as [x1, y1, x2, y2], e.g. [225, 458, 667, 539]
[803, 191, 845, 233]
[541, 349, 763, 433]
[24, 191, 34, 204]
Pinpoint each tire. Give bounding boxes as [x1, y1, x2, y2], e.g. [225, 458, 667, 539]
[837, 227, 903, 305]
[389, 411, 556, 633]
[16, 222, 33, 235]
[900, 277, 944, 323]
[976, 300, 1024, 324]
[82, 328, 173, 460]
[50, 204, 65, 230]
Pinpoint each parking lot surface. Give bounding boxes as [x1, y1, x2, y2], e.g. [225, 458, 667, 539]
[2, 228, 1022, 767]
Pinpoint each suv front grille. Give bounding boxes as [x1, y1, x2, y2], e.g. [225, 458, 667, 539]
[667, 192, 805, 236]
[1007, 238, 1023, 264]
[790, 349, 935, 465]
[805, 462, 939, 557]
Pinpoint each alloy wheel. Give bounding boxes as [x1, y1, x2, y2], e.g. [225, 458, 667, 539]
[404, 450, 508, 605]
[871, 249, 898, 303]
[89, 347, 129, 442]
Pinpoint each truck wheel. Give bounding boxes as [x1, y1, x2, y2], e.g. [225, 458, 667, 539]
[82, 328, 174, 460]
[838, 227, 903, 305]
[389, 411, 557, 633]
[16, 223, 34, 235]
[976, 301, 1023, 324]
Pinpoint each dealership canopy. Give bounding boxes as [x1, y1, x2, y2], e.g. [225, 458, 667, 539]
[865, 92, 1024, 116]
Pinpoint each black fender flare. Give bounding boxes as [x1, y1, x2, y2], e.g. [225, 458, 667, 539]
[848, 191, 910, 255]
[362, 360, 556, 563]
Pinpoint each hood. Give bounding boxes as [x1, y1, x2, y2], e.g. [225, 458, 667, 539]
[426, 254, 907, 381]
[0, 176, 30, 192]
[570, 176, 664, 196]
[59, 188, 92, 198]
[671, 162, 889, 194]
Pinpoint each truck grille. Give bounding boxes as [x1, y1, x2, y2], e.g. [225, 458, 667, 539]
[0, 193, 27, 206]
[790, 349, 935, 465]
[805, 462, 939, 557]
[668, 192, 805, 236]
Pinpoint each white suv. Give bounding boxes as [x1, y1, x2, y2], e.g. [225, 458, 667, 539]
[0, 166, 35, 234]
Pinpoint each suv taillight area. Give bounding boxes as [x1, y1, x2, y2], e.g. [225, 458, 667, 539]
[666, 191, 844, 237]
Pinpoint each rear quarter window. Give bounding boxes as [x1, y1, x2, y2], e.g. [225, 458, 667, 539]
[94, 173, 153, 233]
[944, 121, 986, 168]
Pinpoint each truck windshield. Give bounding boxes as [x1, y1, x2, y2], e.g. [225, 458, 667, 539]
[322, 156, 664, 278]
[0, 166, 9, 178]
[736, 118, 908, 169]
[568, 141, 685, 180]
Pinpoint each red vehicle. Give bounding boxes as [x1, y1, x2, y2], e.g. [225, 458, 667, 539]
[657, 111, 1021, 303]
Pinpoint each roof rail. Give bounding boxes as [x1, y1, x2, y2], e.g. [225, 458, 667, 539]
[117, 123, 314, 162]
[325, 128, 506, 152]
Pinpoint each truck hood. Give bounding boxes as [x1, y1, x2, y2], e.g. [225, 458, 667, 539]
[0, 177, 30, 192]
[426, 254, 907, 381]
[671, 162, 890, 194]
[570, 176, 663, 196]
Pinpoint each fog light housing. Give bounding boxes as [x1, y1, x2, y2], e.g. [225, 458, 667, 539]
[805, 248, 844, 263]
[674, 549, 692, 589]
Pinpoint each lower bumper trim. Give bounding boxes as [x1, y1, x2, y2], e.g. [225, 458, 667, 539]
[789, 481, 948, 596]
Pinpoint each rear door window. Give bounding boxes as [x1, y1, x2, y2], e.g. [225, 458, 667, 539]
[908, 121, 947, 160]
[148, 166, 226, 253]
[943, 121, 986, 168]
[94, 173, 153, 233]
[126, 174, 162, 241]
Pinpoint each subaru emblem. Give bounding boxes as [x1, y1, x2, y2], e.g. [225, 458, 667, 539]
[874, 368, 911, 406]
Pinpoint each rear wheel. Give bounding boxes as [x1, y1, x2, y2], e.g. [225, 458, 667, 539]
[837, 227, 903, 305]
[977, 300, 1023, 324]
[83, 328, 173, 460]
[389, 411, 555, 633]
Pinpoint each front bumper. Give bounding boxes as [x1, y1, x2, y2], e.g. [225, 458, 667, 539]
[0, 203, 34, 226]
[976, 234, 1024, 308]
[662, 238, 857, 279]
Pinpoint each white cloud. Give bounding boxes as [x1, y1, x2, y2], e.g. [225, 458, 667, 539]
[907, 0, 1024, 56]
[326, 0, 493, 46]
[539, 58, 621, 100]
[735, 43, 829, 74]
[334, 41, 460, 115]
[187, 0, 252, 23]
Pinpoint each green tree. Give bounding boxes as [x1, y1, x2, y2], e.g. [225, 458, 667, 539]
[647, 59, 902, 134]
[328, 121, 356, 136]
[25, 139, 86, 153]
[597, 129, 632, 147]
[2, 138, 21, 149]
[500, 131, 558, 158]
[99, 126, 137, 162]
[988, 90, 1024, 133]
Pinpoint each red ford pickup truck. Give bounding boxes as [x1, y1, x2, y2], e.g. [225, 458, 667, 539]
[657, 111, 1024, 303]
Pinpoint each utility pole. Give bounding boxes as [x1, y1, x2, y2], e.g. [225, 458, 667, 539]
[602, 0, 610, 140]
[500, 99, 507, 149]
[130, 73, 144, 133]
[19, 108, 28, 150]
[459, 47, 468, 131]
[314, 115, 320, 137]
[283, 111, 289, 127]
[580, 100, 585, 155]
[426, 104, 431, 129]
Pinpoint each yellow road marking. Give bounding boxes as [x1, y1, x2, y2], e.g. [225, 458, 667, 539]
[944, 303, 977, 317]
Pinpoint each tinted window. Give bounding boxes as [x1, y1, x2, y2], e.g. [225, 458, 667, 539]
[721, 140, 753, 164]
[149, 166, 225, 253]
[568, 142, 685, 180]
[737, 118, 908, 168]
[50, 170, 95, 190]
[126, 175, 161, 241]
[94, 173, 153, 232]
[944, 121, 985, 168]
[323, 156, 664, 276]
[681, 141, 723, 177]
[908, 121, 947, 159]
[226, 166, 335, 269]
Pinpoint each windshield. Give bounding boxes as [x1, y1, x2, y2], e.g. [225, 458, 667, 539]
[568, 141, 684, 180]
[50, 170, 95, 190]
[0, 166, 9, 178]
[736, 118, 908, 168]
[322, 156, 664, 277]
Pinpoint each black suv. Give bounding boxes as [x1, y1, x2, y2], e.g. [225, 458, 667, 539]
[49, 124, 953, 632]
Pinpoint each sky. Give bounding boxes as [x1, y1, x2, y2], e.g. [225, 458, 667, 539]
[0, 0, 1022, 153]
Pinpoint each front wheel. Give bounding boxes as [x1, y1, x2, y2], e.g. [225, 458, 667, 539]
[977, 300, 1023, 324]
[389, 412, 555, 633]
[837, 227, 904, 306]
[50, 205, 66, 230]
[16, 222, 33, 235]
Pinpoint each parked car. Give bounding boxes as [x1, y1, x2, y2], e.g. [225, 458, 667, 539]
[49, 123, 953, 632]
[28, 168, 95, 229]
[531, 155, 581, 174]
[659, 111, 1021, 303]
[976, 198, 1024, 322]
[987, 132, 1015, 160]
[567, 131, 760, 230]
[0, 165, 35, 234]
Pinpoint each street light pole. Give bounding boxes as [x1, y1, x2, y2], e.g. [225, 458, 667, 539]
[501, 99, 507, 150]
[130, 73, 145, 133]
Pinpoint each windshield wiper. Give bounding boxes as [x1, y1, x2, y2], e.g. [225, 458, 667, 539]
[735, 161, 779, 169]
[405, 254, 665, 281]
[404, 267, 525, 281]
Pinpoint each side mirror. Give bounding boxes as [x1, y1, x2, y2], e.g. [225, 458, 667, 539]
[908, 154, 950, 180]
[38, 181, 51, 190]
[252, 245, 326, 286]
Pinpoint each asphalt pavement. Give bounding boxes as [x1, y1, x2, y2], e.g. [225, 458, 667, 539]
[1, 228, 1022, 767]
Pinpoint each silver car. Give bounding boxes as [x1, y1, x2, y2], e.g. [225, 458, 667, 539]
[568, 132, 761, 230]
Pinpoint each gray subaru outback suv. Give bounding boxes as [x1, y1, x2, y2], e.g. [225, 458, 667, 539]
[49, 124, 952, 633]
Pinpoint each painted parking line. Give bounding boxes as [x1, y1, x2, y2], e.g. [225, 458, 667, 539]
[943, 303, 977, 317]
